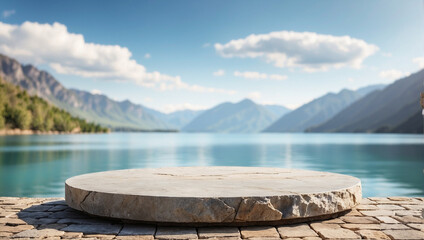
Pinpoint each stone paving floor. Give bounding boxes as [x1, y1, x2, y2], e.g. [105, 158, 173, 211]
[0, 197, 424, 239]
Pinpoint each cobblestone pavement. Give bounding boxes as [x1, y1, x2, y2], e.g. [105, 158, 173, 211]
[0, 197, 424, 239]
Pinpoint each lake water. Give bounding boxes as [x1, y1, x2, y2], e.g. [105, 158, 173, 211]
[0, 133, 423, 198]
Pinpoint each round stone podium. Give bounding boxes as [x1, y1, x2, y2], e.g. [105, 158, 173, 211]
[65, 167, 361, 225]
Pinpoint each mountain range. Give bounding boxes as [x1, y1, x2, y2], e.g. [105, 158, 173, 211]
[0, 54, 201, 131]
[183, 99, 290, 133]
[263, 85, 385, 132]
[1, 53, 423, 134]
[308, 69, 424, 133]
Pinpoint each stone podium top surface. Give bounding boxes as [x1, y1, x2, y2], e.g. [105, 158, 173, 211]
[66, 167, 360, 198]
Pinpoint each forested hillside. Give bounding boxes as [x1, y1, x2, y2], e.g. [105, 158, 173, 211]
[0, 78, 108, 133]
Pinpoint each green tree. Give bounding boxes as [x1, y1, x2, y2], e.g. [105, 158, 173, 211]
[11, 106, 32, 129]
[30, 103, 46, 131]
[0, 77, 109, 133]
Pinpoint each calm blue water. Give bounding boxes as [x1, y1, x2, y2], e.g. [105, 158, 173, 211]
[0, 133, 423, 197]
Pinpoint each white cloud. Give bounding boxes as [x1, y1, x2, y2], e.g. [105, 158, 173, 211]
[0, 21, 235, 95]
[144, 53, 151, 59]
[347, 77, 355, 82]
[2, 10, 15, 19]
[90, 89, 102, 95]
[234, 71, 267, 79]
[247, 91, 261, 100]
[162, 103, 208, 113]
[203, 43, 211, 48]
[213, 69, 225, 76]
[379, 69, 410, 80]
[413, 57, 424, 69]
[144, 97, 152, 103]
[215, 30, 378, 72]
[234, 71, 287, 81]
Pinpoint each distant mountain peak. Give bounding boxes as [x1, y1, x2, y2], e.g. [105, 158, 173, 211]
[239, 98, 255, 104]
[183, 98, 278, 133]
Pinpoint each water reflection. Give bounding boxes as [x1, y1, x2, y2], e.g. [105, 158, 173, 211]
[0, 133, 423, 197]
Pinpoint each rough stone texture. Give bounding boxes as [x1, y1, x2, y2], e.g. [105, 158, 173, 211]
[1, 196, 424, 239]
[65, 167, 362, 224]
[235, 198, 282, 222]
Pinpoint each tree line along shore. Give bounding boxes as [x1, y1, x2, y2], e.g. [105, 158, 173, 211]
[0, 78, 109, 134]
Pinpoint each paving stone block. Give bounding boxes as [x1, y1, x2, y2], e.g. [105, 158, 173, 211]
[115, 236, 154, 240]
[61, 231, 84, 239]
[393, 215, 424, 224]
[360, 198, 377, 205]
[355, 229, 390, 239]
[0, 224, 33, 233]
[319, 218, 344, 224]
[197, 227, 240, 238]
[12, 228, 64, 238]
[356, 205, 379, 210]
[0, 211, 17, 218]
[344, 209, 363, 216]
[118, 224, 156, 236]
[155, 227, 198, 240]
[315, 228, 359, 239]
[83, 234, 115, 239]
[340, 216, 379, 224]
[401, 205, 424, 210]
[61, 224, 122, 235]
[0, 232, 13, 238]
[0, 218, 26, 226]
[375, 216, 399, 224]
[57, 217, 112, 225]
[21, 217, 59, 225]
[407, 224, 424, 231]
[368, 197, 388, 202]
[37, 223, 67, 230]
[21, 205, 53, 212]
[388, 197, 418, 202]
[240, 226, 280, 239]
[341, 223, 410, 230]
[17, 211, 51, 219]
[377, 205, 405, 210]
[277, 224, 318, 238]
[383, 229, 424, 240]
[360, 210, 395, 217]
[49, 210, 88, 219]
[310, 223, 341, 230]
[394, 210, 422, 217]
[47, 205, 69, 212]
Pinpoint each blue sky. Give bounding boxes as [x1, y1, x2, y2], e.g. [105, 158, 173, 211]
[1, 0, 423, 112]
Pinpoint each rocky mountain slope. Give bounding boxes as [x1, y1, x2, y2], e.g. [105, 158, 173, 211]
[264, 85, 385, 132]
[308, 69, 424, 133]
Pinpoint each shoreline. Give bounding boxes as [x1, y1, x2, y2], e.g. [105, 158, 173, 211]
[0, 129, 109, 136]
